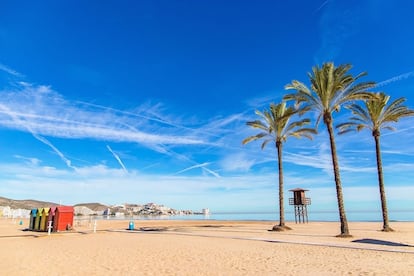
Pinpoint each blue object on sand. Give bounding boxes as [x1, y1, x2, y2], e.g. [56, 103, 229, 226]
[128, 221, 134, 230]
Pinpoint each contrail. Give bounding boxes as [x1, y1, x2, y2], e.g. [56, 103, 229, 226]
[77, 100, 219, 138]
[202, 167, 221, 178]
[0, 104, 75, 169]
[313, 0, 330, 14]
[158, 144, 221, 178]
[32, 133, 75, 169]
[174, 162, 211, 175]
[106, 145, 127, 173]
[376, 71, 414, 88]
[77, 101, 190, 130]
[174, 162, 221, 178]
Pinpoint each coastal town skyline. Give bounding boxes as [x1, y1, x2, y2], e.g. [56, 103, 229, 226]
[1, 1, 414, 216]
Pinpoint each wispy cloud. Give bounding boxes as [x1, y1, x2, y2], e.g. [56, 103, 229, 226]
[0, 63, 24, 77]
[106, 145, 127, 173]
[219, 153, 257, 172]
[0, 102, 75, 169]
[314, 2, 361, 63]
[203, 113, 246, 133]
[14, 155, 41, 166]
[244, 92, 281, 109]
[1, 63, 413, 185]
[78, 100, 194, 131]
[0, 82, 206, 147]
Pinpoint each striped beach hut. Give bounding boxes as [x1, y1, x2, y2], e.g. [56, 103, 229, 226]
[39, 207, 50, 232]
[29, 209, 37, 230]
[53, 206, 74, 232]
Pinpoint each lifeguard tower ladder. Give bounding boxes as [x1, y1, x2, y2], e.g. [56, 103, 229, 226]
[289, 188, 311, 223]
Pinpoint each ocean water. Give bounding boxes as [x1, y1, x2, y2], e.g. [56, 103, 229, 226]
[89, 210, 414, 222]
[204, 210, 414, 222]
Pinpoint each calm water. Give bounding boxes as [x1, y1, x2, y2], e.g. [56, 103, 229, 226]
[85, 210, 414, 222]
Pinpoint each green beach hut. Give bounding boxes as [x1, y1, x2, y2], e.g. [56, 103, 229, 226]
[34, 208, 43, 231]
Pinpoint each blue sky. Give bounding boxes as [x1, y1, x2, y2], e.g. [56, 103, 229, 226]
[1, 1, 414, 216]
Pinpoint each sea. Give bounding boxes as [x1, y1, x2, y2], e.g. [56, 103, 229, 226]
[85, 210, 414, 222]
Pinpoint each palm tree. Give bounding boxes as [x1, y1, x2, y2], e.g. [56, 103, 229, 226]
[242, 102, 316, 231]
[337, 92, 414, 232]
[284, 62, 376, 237]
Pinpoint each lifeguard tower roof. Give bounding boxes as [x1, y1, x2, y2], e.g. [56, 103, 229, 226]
[289, 188, 309, 192]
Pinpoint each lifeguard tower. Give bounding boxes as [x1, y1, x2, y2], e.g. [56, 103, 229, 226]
[289, 188, 311, 223]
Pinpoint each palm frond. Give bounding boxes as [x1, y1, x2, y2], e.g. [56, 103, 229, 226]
[346, 103, 370, 122]
[243, 101, 316, 150]
[382, 126, 396, 132]
[353, 71, 369, 81]
[242, 132, 268, 145]
[246, 120, 268, 131]
[336, 122, 358, 134]
[261, 139, 272, 150]
[289, 128, 318, 139]
[338, 92, 414, 137]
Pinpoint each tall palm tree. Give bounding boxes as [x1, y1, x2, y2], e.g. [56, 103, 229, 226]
[242, 102, 316, 231]
[337, 92, 414, 232]
[284, 62, 376, 237]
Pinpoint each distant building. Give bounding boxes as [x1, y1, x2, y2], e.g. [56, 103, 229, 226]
[1, 206, 11, 217]
[0, 206, 30, 218]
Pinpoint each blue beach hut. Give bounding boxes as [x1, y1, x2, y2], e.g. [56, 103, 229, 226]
[29, 209, 37, 230]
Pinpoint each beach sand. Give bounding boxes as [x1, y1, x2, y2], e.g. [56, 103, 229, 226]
[1, 218, 413, 275]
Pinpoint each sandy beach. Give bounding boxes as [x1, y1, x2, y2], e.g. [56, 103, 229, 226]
[1, 218, 413, 275]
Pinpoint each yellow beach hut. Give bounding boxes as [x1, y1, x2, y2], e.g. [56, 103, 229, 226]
[40, 207, 50, 232]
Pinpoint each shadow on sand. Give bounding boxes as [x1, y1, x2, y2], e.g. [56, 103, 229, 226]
[352, 238, 413, 247]
[134, 227, 169, 232]
[0, 234, 40, 238]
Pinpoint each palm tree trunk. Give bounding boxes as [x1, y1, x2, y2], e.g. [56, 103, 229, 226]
[276, 141, 285, 227]
[325, 114, 351, 237]
[374, 134, 393, 232]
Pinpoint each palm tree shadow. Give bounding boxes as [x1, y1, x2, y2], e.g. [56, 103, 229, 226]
[352, 238, 413, 247]
[137, 227, 168, 232]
